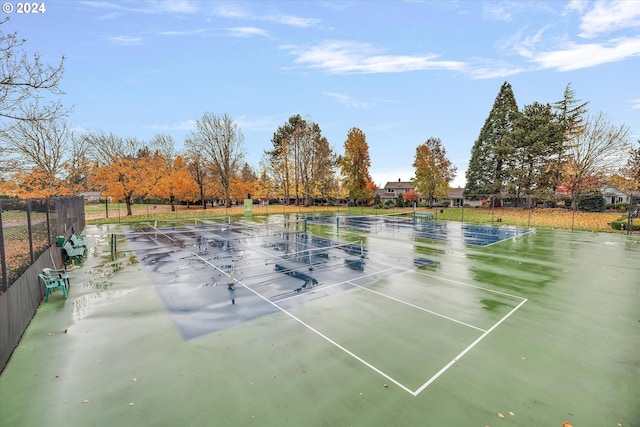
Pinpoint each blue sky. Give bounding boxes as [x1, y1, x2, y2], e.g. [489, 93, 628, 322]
[7, 0, 640, 188]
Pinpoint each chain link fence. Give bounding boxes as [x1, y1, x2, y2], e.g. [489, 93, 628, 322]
[0, 196, 85, 292]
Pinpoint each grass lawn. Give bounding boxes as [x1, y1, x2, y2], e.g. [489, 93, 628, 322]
[84, 202, 628, 233]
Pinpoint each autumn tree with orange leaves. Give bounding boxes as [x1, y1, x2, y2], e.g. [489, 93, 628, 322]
[412, 137, 456, 207]
[84, 131, 170, 216]
[339, 127, 374, 205]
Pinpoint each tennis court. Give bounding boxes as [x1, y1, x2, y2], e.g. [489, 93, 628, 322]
[0, 214, 638, 426]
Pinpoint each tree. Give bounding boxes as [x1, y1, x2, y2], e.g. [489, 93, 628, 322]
[464, 81, 520, 203]
[151, 134, 181, 211]
[339, 127, 373, 205]
[507, 102, 563, 205]
[550, 83, 589, 193]
[169, 156, 200, 207]
[265, 115, 303, 204]
[403, 189, 420, 205]
[84, 130, 160, 216]
[184, 143, 209, 209]
[67, 132, 92, 194]
[231, 162, 257, 203]
[615, 139, 640, 197]
[0, 113, 71, 196]
[310, 127, 338, 204]
[264, 115, 337, 205]
[563, 112, 631, 209]
[296, 121, 336, 205]
[185, 113, 245, 208]
[412, 137, 457, 207]
[0, 21, 68, 177]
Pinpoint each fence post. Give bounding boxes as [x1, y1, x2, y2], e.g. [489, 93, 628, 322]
[26, 199, 34, 263]
[46, 198, 52, 246]
[0, 203, 6, 292]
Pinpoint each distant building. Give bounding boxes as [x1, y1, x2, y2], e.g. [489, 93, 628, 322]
[374, 179, 481, 207]
[448, 187, 482, 207]
[78, 191, 102, 203]
[374, 179, 415, 203]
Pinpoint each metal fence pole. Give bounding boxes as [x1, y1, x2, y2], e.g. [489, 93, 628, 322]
[0, 202, 6, 292]
[45, 198, 52, 246]
[26, 199, 34, 264]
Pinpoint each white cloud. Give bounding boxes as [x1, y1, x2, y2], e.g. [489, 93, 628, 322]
[578, 0, 640, 38]
[629, 99, 640, 110]
[227, 27, 269, 38]
[287, 40, 466, 74]
[323, 92, 370, 109]
[532, 36, 640, 71]
[160, 28, 210, 37]
[158, 0, 198, 14]
[236, 115, 287, 133]
[500, 26, 550, 59]
[468, 63, 527, 79]
[149, 120, 196, 131]
[211, 3, 319, 28]
[269, 14, 320, 28]
[483, 4, 513, 22]
[106, 35, 143, 45]
[82, 0, 198, 15]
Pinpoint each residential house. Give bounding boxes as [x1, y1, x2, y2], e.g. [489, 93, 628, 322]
[448, 187, 482, 208]
[375, 180, 482, 207]
[602, 187, 632, 205]
[374, 179, 415, 204]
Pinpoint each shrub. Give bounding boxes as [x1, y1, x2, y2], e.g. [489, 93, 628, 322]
[610, 216, 640, 231]
[577, 192, 605, 212]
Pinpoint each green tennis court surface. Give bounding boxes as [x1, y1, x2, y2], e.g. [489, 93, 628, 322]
[1, 217, 638, 427]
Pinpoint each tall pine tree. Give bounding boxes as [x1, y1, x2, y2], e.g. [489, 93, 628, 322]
[550, 83, 589, 193]
[506, 102, 563, 205]
[464, 81, 520, 203]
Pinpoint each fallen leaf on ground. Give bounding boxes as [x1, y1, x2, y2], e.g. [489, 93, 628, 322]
[562, 422, 573, 427]
[129, 402, 135, 406]
[509, 411, 515, 416]
[497, 413, 504, 419]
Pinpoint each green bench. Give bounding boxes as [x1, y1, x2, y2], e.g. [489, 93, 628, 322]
[62, 241, 85, 262]
[414, 212, 434, 221]
[70, 234, 86, 248]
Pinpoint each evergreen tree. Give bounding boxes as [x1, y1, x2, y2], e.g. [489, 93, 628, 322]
[550, 83, 589, 192]
[507, 102, 563, 204]
[464, 81, 520, 203]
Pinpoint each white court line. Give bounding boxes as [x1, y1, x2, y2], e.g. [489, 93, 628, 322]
[412, 297, 528, 396]
[345, 280, 487, 332]
[361, 254, 526, 301]
[414, 271, 526, 301]
[272, 267, 399, 304]
[482, 229, 535, 247]
[191, 252, 415, 395]
[195, 241, 528, 396]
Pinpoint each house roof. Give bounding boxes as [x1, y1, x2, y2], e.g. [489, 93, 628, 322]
[383, 180, 413, 189]
[448, 187, 464, 198]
